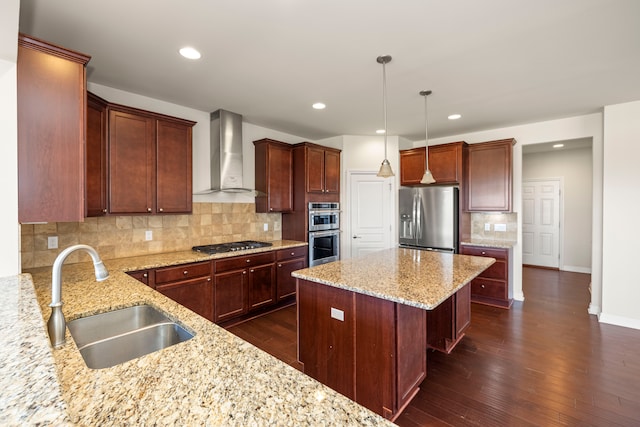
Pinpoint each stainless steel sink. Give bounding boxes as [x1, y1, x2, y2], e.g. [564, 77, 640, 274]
[67, 305, 194, 369]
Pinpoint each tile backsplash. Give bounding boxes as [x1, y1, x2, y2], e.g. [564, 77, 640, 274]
[470, 212, 517, 242]
[20, 203, 282, 269]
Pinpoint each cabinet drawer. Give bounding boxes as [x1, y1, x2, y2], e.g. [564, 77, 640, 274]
[127, 270, 151, 286]
[460, 245, 507, 260]
[155, 261, 212, 285]
[276, 246, 308, 261]
[215, 252, 275, 273]
[471, 278, 507, 300]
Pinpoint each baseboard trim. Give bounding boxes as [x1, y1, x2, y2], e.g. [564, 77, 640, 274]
[598, 312, 640, 330]
[562, 265, 592, 274]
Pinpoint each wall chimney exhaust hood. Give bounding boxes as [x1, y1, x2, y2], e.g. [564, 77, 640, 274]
[195, 109, 254, 194]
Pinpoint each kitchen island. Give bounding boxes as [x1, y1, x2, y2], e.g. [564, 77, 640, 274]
[292, 247, 495, 421]
[5, 241, 393, 426]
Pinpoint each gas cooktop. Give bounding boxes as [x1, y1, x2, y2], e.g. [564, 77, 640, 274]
[192, 240, 273, 255]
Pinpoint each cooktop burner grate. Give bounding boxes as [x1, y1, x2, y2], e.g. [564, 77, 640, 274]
[192, 240, 273, 255]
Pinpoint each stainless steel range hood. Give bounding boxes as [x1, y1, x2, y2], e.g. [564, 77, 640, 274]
[195, 109, 254, 194]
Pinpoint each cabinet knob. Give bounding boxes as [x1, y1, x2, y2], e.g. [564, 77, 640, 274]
[291, 252, 295, 256]
[246, 259, 251, 263]
[102, 209, 107, 213]
[250, 269, 255, 273]
[207, 278, 211, 282]
[270, 208, 273, 212]
[278, 264, 283, 268]
[481, 251, 486, 255]
[143, 273, 148, 278]
[243, 270, 247, 275]
[147, 208, 152, 212]
[481, 284, 485, 288]
[159, 208, 164, 212]
[183, 270, 188, 275]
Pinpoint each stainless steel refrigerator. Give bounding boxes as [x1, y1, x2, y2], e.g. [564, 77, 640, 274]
[399, 186, 459, 253]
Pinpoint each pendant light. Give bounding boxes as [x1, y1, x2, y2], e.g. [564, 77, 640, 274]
[376, 55, 394, 178]
[419, 90, 436, 184]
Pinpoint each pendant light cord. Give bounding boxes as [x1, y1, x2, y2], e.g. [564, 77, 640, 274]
[424, 92, 428, 170]
[382, 59, 388, 161]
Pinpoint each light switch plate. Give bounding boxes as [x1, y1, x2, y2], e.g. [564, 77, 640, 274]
[145, 230, 153, 241]
[484, 223, 491, 231]
[263, 223, 268, 231]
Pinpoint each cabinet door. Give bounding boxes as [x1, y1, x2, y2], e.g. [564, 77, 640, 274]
[323, 149, 341, 194]
[17, 36, 90, 223]
[248, 263, 276, 311]
[276, 257, 305, 301]
[108, 109, 156, 214]
[254, 139, 293, 213]
[306, 146, 326, 193]
[399, 148, 426, 186]
[214, 269, 248, 323]
[86, 92, 108, 217]
[429, 143, 462, 184]
[156, 276, 214, 321]
[466, 139, 513, 212]
[156, 119, 192, 214]
[455, 283, 471, 336]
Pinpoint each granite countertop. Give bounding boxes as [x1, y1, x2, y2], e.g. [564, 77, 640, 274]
[6, 240, 393, 426]
[460, 239, 516, 249]
[292, 247, 495, 310]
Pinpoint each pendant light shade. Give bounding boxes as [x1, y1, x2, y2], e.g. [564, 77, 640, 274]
[419, 90, 436, 184]
[376, 55, 394, 178]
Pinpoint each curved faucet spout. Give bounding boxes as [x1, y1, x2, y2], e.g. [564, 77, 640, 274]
[48, 244, 109, 348]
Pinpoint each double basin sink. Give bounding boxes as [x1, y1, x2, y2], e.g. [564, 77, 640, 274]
[68, 305, 194, 369]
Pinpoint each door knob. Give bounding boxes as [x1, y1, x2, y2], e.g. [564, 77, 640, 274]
[353, 235, 362, 239]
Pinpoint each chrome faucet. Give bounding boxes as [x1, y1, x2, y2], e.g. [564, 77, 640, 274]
[48, 244, 110, 348]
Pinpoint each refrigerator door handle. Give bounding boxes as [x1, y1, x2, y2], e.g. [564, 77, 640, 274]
[415, 192, 422, 240]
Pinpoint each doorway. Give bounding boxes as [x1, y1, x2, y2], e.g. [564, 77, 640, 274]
[347, 171, 394, 259]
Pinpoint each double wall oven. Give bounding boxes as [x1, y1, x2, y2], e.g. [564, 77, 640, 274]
[308, 202, 340, 267]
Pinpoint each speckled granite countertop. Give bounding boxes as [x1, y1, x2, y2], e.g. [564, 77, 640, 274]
[8, 240, 393, 426]
[461, 239, 516, 249]
[292, 247, 495, 310]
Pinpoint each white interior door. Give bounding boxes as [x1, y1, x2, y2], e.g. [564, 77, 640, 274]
[349, 172, 393, 258]
[522, 179, 561, 268]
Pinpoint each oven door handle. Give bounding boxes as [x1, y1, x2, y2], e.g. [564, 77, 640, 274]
[309, 230, 341, 237]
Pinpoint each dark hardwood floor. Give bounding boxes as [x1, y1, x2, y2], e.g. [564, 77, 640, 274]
[227, 267, 640, 426]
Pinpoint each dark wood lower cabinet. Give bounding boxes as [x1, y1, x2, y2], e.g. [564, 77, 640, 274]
[297, 279, 429, 421]
[156, 277, 213, 322]
[426, 283, 471, 354]
[214, 269, 248, 323]
[248, 263, 276, 311]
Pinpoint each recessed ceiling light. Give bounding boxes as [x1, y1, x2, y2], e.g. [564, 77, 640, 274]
[376, 129, 386, 134]
[553, 144, 564, 148]
[312, 102, 326, 110]
[179, 47, 201, 60]
[448, 114, 462, 120]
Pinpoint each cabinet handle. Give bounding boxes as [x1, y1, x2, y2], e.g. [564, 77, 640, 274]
[278, 264, 282, 268]
[159, 208, 164, 212]
[207, 278, 211, 282]
[481, 284, 485, 288]
[291, 252, 295, 256]
[183, 270, 188, 275]
[481, 251, 486, 255]
[147, 208, 152, 212]
[243, 270, 247, 275]
[250, 269, 255, 273]
[102, 209, 107, 213]
[143, 273, 148, 278]
[246, 259, 250, 263]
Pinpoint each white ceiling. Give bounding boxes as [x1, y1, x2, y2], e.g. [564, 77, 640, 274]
[18, 0, 640, 141]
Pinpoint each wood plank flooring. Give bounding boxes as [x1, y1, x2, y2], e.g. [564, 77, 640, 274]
[226, 267, 640, 426]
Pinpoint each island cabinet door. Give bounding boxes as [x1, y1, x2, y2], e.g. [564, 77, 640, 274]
[355, 293, 395, 418]
[395, 303, 427, 413]
[297, 280, 355, 400]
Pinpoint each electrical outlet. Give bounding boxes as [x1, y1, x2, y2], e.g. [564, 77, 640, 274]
[495, 223, 507, 232]
[484, 223, 491, 231]
[47, 236, 58, 249]
[263, 223, 269, 231]
[145, 230, 153, 241]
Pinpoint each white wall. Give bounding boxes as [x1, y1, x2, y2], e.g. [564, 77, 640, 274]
[600, 100, 640, 329]
[523, 147, 593, 272]
[0, 0, 20, 278]
[424, 113, 604, 315]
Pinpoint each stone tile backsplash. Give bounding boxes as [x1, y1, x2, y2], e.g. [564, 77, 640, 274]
[470, 212, 517, 242]
[21, 203, 282, 269]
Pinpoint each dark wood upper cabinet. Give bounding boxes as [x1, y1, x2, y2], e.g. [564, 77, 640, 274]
[17, 34, 91, 223]
[303, 143, 341, 195]
[254, 139, 293, 213]
[465, 138, 515, 212]
[86, 92, 108, 217]
[399, 141, 467, 186]
[99, 103, 195, 215]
